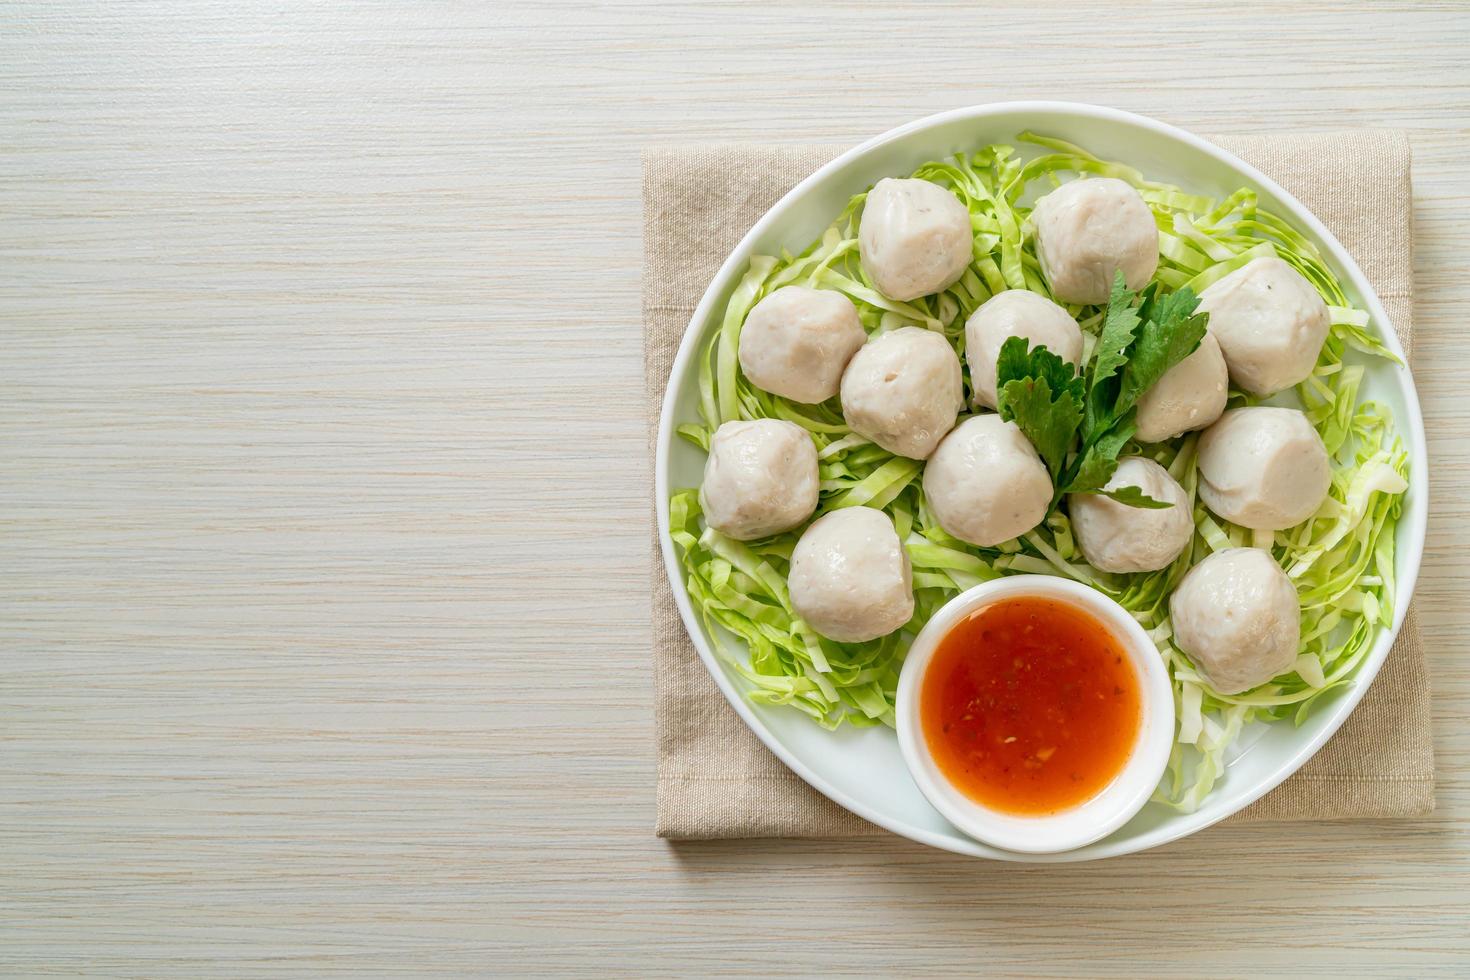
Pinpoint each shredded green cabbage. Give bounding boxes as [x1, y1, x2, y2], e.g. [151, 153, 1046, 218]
[668, 134, 1409, 810]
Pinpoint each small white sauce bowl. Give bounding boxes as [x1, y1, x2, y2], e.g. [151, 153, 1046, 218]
[896, 575, 1175, 854]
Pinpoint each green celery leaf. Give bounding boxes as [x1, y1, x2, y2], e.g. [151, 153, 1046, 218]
[995, 335, 1084, 481]
[995, 333, 1082, 399]
[1085, 272, 1142, 438]
[1098, 485, 1174, 509]
[1065, 413, 1137, 494]
[997, 375, 1082, 481]
[1116, 286, 1209, 415]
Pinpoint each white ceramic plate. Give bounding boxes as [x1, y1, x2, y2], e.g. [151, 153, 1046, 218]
[654, 103, 1428, 862]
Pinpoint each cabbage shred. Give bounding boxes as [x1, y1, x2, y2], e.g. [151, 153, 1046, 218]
[668, 134, 1409, 811]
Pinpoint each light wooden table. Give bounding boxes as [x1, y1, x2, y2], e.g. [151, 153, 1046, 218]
[4, 2, 1469, 975]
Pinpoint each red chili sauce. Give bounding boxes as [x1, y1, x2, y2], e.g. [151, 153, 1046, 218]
[920, 597, 1142, 816]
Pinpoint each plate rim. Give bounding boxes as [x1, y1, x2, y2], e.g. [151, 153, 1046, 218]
[652, 101, 1429, 862]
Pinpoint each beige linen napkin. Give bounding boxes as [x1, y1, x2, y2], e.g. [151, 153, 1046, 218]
[643, 131, 1434, 839]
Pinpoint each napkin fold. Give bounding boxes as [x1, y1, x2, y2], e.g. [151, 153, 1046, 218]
[643, 131, 1434, 840]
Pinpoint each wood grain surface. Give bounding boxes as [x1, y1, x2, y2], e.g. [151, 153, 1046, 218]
[3, 1, 1468, 976]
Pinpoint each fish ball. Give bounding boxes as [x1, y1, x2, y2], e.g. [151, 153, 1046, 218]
[1069, 457, 1193, 573]
[858, 177, 973, 301]
[923, 415, 1052, 547]
[1197, 407, 1330, 531]
[1197, 256, 1330, 396]
[699, 419, 818, 540]
[1134, 332, 1230, 443]
[789, 507, 914, 643]
[1032, 177, 1160, 304]
[839, 326, 963, 460]
[738, 286, 867, 404]
[1170, 547, 1301, 695]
